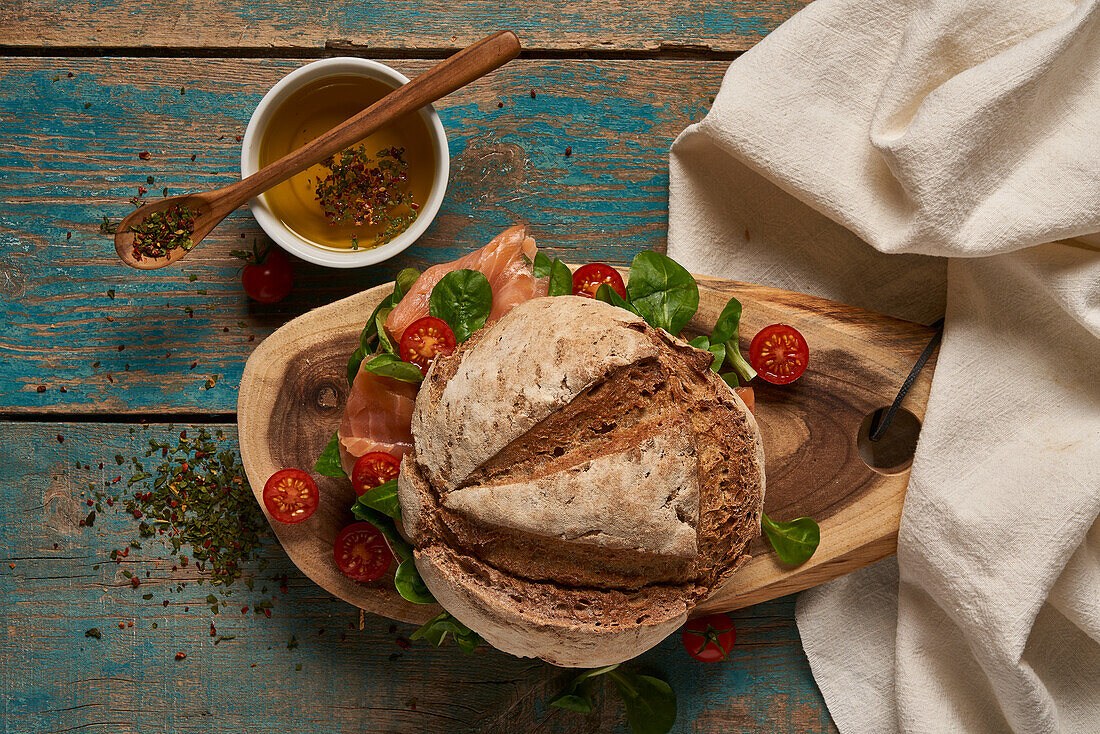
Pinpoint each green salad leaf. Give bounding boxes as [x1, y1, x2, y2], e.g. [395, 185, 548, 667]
[314, 431, 347, 478]
[395, 558, 435, 604]
[626, 252, 699, 335]
[550, 665, 677, 734]
[411, 611, 482, 655]
[350, 502, 414, 562]
[533, 251, 553, 279]
[393, 267, 420, 302]
[359, 479, 399, 518]
[375, 306, 397, 355]
[548, 258, 573, 296]
[687, 335, 726, 373]
[359, 307, 382, 351]
[761, 512, 820, 565]
[711, 296, 757, 382]
[709, 296, 739, 344]
[360, 269, 419, 351]
[549, 665, 620, 714]
[429, 269, 493, 342]
[347, 345, 366, 385]
[706, 341, 726, 373]
[608, 669, 677, 734]
[688, 335, 710, 349]
[362, 353, 424, 383]
[594, 282, 637, 313]
[720, 371, 739, 389]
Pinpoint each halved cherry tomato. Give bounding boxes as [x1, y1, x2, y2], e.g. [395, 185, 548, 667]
[352, 451, 401, 496]
[734, 386, 755, 414]
[333, 522, 393, 582]
[262, 468, 318, 524]
[398, 316, 457, 375]
[572, 263, 627, 299]
[682, 613, 736, 662]
[750, 324, 809, 385]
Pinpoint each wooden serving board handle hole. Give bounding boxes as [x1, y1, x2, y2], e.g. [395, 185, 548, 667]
[856, 407, 921, 475]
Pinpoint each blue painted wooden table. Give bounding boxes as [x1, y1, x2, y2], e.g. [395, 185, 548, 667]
[0, 2, 836, 732]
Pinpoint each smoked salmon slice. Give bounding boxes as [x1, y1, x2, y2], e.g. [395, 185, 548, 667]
[338, 369, 418, 474]
[340, 226, 546, 470]
[385, 225, 546, 344]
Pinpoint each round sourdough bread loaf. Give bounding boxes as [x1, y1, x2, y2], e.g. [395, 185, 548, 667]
[397, 296, 765, 667]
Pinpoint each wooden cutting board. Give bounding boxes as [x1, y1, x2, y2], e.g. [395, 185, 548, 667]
[237, 273, 938, 625]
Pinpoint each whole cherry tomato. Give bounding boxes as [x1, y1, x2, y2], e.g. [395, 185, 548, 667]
[242, 246, 294, 304]
[682, 613, 737, 662]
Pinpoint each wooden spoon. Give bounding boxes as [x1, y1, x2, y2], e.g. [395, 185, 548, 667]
[114, 31, 522, 270]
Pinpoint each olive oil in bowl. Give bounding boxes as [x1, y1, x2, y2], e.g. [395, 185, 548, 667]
[257, 74, 437, 252]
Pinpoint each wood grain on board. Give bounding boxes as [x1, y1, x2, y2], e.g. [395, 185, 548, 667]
[237, 276, 936, 622]
[0, 421, 836, 734]
[0, 57, 729, 415]
[0, 0, 810, 52]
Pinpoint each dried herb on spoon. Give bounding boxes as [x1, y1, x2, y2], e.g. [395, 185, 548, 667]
[129, 202, 198, 260]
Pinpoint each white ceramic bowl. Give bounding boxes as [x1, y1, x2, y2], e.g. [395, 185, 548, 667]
[241, 58, 449, 269]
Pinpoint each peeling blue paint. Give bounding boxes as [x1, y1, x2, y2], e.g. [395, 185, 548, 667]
[0, 422, 831, 734]
[0, 59, 719, 412]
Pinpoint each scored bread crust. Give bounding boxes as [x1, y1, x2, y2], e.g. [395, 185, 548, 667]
[399, 296, 765, 667]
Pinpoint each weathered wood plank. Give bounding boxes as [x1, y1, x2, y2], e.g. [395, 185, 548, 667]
[0, 0, 808, 52]
[0, 57, 727, 414]
[0, 421, 836, 733]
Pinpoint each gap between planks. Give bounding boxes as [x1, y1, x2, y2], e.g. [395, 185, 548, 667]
[0, 413, 234, 424]
[0, 44, 742, 61]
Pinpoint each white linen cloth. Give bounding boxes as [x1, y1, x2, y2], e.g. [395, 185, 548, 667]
[667, 1, 1100, 732]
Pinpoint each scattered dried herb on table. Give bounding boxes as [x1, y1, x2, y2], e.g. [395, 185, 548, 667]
[123, 428, 267, 590]
[129, 203, 198, 260]
[314, 145, 418, 248]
